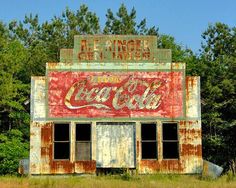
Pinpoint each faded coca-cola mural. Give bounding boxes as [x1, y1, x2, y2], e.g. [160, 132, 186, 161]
[48, 71, 184, 118]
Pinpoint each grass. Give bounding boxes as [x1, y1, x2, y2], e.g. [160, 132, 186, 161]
[1, 174, 236, 188]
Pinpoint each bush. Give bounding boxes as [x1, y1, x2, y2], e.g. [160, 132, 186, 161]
[0, 129, 29, 175]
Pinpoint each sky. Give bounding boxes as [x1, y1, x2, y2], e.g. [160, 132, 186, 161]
[0, 0, 235, 53]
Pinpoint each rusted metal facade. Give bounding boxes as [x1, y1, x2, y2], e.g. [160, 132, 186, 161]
[30, 35, 202, 175]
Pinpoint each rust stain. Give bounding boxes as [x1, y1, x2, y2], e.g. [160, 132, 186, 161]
[41, 122, 52, 146]
[136, 141, 140, 157]
[161, 160, 184, 172]
[51, 161, 74, 174]
[18, 166, 24, 175]
[41, 122, 53, 174]
[32, 122, 41, 128]
[179, 121, 186, 127]
[41, 147, 50, 157]
[47, 62, 59, 70]
[179, 129, 201, 137]
[181, 144, 202, 157]
[75, 160, 96, 173]
[186, 77, 197, 101]
[140, 160, 184, 173]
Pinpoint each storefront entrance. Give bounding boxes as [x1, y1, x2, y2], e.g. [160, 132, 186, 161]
[96, 122, 135, 168]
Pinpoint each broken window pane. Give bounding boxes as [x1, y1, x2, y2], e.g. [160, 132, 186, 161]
[54, 123, 70, 160]
[76, 123, 91, 160]
[141, 123, 157, 159]
[162, 122, 179, 159]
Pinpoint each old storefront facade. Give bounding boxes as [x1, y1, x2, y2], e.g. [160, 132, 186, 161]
[30, 35, 202, 175]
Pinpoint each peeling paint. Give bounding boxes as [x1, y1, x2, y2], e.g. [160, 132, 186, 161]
[75, 161, 96, 173]
[140, 160, 184, 173]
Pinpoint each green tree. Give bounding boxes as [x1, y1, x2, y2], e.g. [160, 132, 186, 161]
[0, 24, 29, 132]
[9, 5, 100, 64]
[103, 3, 158, 35]
[199, 23, 236, 168]
[103, 4, 189, 62]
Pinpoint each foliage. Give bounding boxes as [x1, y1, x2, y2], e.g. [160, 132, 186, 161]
[103, 3, 189, 62]
[0, 129, 29, 174]
[198, 23, 236, 168]
[0, 25, 29, 132]
[103, 3, 158, 35]
[9, 5, 100, 64]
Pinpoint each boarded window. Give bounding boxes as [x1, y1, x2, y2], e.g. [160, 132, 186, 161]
[162, 122, 179, 159]
[76, 123, 91, 160]
[141, 123, 157, 159]
[54, 123, 70, 160]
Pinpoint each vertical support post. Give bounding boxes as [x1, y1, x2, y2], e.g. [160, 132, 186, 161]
[92, 121, 96, 161]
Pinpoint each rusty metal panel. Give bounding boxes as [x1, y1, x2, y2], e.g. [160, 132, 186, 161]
[96, 122, 135, 168]
[186, 76, 201, 119]
[139, 160, 184, 174]
[40, 122, 53, 174]
[138, 120, 202, 174]
[179, 120, 202, 173]
[31, 77, 46, 121]
[75, 160, 96, 173]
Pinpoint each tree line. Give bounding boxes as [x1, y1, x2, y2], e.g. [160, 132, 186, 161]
[0, 4, 235, 174]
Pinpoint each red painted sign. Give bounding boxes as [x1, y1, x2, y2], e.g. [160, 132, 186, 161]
[48, 71, 184, 118]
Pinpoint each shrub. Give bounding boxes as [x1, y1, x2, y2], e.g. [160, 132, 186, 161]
[0, 129, 29, 175]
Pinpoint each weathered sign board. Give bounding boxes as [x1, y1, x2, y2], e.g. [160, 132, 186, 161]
[48, 71, 183, 119]
[73, 35, 171, 63]
[60, 35, 171, 63]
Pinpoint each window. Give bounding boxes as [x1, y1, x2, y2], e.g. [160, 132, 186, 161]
[141, 123, 157, 159]
[76, 123, 91, 160]
[162, 122, 179, 159]
[54, 123, 70, 160]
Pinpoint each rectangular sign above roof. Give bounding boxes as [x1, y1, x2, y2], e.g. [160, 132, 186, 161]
[60, 35, 171, 64]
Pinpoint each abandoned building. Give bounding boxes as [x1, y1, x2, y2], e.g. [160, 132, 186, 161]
[30, 35, 202, 175]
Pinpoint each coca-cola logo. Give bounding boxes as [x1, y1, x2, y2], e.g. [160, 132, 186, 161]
[64, 76, 164, 111]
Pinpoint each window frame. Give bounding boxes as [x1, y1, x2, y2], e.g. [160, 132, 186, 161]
[53, 122, 70, 161]
[141, 122, 158, 160]
[75, 123, 92, 161]
[162, 122, 179, 160]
